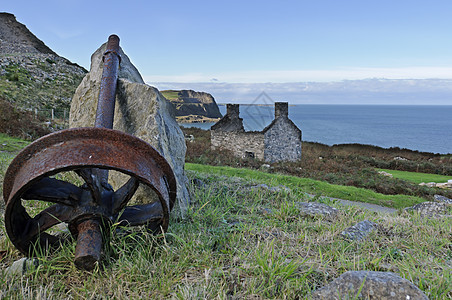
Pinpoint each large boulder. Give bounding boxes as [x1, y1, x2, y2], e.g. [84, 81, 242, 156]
[69, 42, 189, 216]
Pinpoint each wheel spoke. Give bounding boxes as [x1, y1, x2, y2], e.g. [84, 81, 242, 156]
[22, 177, 82, 206]
[112, 177, 139, 213]
[117, 202, 163, 226]
[75, 168, 102, 203]
[20, 204, 73, 241]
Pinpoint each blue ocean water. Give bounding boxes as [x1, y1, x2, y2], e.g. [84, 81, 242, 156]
[181, 105, 452, 154]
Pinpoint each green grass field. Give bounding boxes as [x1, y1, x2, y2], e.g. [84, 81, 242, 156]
[160, 90, 180, 100]
[380, 169, 452, 184]
[187, 163, 426, 209]
[0, 135, 450, 298]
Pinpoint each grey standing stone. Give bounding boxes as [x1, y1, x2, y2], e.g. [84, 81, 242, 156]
[297, 202, 339, 220]
[341, 220, 378, 241]
[311, 271, 428, 299]
[69, 42, 190, 216]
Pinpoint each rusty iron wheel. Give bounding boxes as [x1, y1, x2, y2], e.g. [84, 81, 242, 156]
[3, 127, 176, 263]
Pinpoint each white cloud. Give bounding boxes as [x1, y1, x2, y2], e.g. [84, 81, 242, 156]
[144, 67, 452, 83]
[151, 79, 452, 105]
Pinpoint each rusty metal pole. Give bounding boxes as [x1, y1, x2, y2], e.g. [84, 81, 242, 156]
[74, 35, 121, 270]
[94, 34, 121, 185]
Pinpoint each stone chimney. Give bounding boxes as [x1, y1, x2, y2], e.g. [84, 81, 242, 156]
[227, 104, 240, 119]
[275, 102, 288, 119]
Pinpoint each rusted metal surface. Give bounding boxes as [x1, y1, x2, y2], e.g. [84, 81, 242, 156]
[74, 219, 103, 271]
[95, 34, 120, 130]
[2, 35, 176, 271]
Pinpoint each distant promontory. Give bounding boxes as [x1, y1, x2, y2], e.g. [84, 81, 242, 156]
[161, 90, 222, 123]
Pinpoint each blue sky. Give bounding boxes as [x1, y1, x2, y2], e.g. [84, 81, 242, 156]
[3, 0, 452, 84]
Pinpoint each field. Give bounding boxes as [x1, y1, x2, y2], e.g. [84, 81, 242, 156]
[0, 131, 451, 298]
[379, 168, 452, 185]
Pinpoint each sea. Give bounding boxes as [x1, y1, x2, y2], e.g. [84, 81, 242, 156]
[181, 105, 452, 154]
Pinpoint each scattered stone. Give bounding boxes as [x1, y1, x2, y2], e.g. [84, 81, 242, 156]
[190, 178, 207, 189]
[70, 41, 190, 216]
[259, 164, 272, 171]
[311, 271, 428, 300]
[297, 202, 339, 220]
[393, 156, 408, 161]
[433, 194, 452, 204]
[405, 201, 450, 217]
[260, 208, 273, 215]
[6, 257, 39, 276]
[419, 182, 452, 189]
[341, 220, 378, 241]
[249, 184, 290, 193]
[252, 183, 269, 190]
[435, 182, 452, 189]
[377, 171, 393, 178]
[419, 182, 438, 188]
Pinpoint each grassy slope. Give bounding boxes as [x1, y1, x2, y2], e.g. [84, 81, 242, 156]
[187, 163, 426, 209]
[380, 168, 452, 184]
[0, 168, 450, 299]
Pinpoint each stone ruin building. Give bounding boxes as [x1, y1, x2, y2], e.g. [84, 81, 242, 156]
[211, 102, 302, 163]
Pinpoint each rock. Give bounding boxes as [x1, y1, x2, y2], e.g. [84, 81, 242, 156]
[393, 156, 408, 161]
[0, 13, 55, 55]
[419, 182, 437, 188]
[433, 194, 452, 204]
[190, 178, 207, 189]
[249, 184, 290, 193]
[6, 257, 39, 276]
[297, 202, 339, 220]
[311, 271, 428, 299]
[259, 164, 272, 171]
[341, 220, 378, 241]
[161, 90, 222, 122]
[405, 201, 450, 217]
[434, 182, 452, 189]
[69, 41, 190, 216]
[377, 171, 393, 178]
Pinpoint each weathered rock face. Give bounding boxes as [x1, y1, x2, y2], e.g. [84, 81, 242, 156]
[405, 201, 450, 218]
[161, 89, 222, 122]
[0, 13, 55, 55]
[69, 42, 190, 215]
[311, 271, 428, 299]
[296, 202, 339, 220]
[0, 13, 86, 112]
[341, 220, 378, 241]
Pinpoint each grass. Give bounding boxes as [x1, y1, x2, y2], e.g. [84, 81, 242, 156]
[0, 134, 450, 298]
[380, 169, 452, 185]
[161, 90, 181, 100]
[186, 163, 426, 209]
[0, 133, 30, 153]
[0, 169, 450, 299]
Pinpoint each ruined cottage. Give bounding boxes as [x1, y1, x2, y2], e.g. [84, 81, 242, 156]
[211, 102, 302, 162]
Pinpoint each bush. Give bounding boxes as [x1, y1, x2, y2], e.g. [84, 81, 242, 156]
[0, 96, 50, 140]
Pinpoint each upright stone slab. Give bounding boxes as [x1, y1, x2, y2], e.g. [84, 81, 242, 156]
[69, 42, 190, 216]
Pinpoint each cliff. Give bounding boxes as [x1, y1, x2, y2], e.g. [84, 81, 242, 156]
[161, 90, 222, 123]
[0, 13, 87, 112]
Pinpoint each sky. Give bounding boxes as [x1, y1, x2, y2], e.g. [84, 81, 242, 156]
[3, 0, 452, 104]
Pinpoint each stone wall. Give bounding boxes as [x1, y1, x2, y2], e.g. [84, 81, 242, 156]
[264, 117, 302, 162]
[211, 102, 302, 163]
[211, 130, 265, 160]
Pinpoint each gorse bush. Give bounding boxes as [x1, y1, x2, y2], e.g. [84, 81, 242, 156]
[0, 96, 50, 140]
